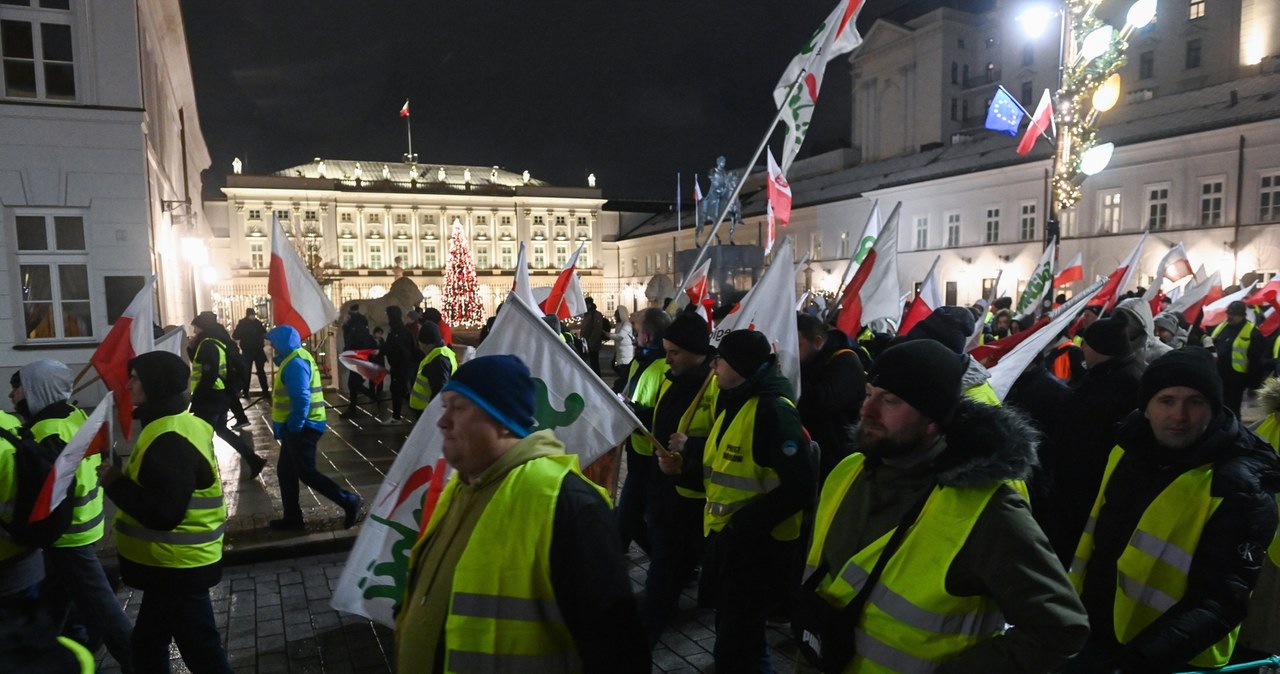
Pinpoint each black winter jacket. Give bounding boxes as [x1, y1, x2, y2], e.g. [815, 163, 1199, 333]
[799, 329, 865, 479]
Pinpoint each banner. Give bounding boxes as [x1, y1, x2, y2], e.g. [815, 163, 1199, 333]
[710, 238, 801, 396]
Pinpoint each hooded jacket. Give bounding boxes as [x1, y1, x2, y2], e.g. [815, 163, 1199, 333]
[16, 359, 72, 419]
[1113, 298, 1173, 367]
[380, 306, 420, 373]
[1078, 407, 1280, 671]
[267, 325, 326, 434]
[819, 398, 1089, 672]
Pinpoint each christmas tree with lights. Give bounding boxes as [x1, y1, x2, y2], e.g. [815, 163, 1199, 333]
[443, 222, 484, 327]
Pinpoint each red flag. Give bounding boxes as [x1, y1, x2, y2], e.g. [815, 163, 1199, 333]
[1246, 278, 1280, 306]
[29, 398, 112, 522]
[1171, 270, 1223, 323]
[270, 215, 339, 339]
[1201, 283, 1257, 327]
[835, 207, 901, 339]
[90, 276, 156, 438]
[683, 258, 711, 307]
[1259, 298, 1280, 337]
[540, 244, 585, 320]
[399, 100, 410, 118]
[1086, 233, 1146, 314]
[765, 148, 792, 255]
[899, 255, 942, 335]
[969, 316, 1050, 367]
[1053, 252, 1083, 287]
[1016, 89, 1054, 156]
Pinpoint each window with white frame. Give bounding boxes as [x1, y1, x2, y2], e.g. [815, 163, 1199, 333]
[339, 212, 352, 223]
[1261, 171, 1280, 223]
[1060, 207, 1077, 237]
[0, 2, 76, 101]
[475, 245, 489, 270]
[501, 216, 512, 226]
[423, 243, 438, 269]
[500, 244, 514, 269]
[14, 213, 91, 339]
[946, 211, 961, 247]
[556, 244, 568, 268]
[340, 243, 356, 269]
[248, 209, 262, 221]
[249, 242, 265, 269]
[394, 213, 408, 224]
[274, 209, 290, 223]
[811, 232, 823, 260]
[1199, 178, 1224, 226]
[394, 242, 410, 266]
[985, 207, 1000, 243]
[581, 247, 591, 269]
[1019, 201, 1037, 241]
[367, 242, 384, 269]
[1099, 190, 1122, 233]
[1189, 0, 1205, 19]
[914, 216, 928, 250]
[367, 212, 381, 224]
[1145, 184, 1170, 230]
[533, 244, 546, 269]
[304, 210, 317, 221]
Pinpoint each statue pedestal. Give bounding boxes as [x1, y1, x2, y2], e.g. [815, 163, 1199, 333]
[675, 245, 766, 306]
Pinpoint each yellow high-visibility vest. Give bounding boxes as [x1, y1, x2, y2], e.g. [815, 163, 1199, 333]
[33, 408, 101, 547]
[272, 349, 326, 423]
[702, 396, 802, 541]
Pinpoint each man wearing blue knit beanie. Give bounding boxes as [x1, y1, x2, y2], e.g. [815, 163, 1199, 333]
[394, 354, 647, 672]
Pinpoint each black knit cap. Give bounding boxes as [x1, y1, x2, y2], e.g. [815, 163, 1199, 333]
[440, 355, 536, 437]
[717, 330, 773, 378]
[867, 340, 966, 424]
[1082, 317, 1131, 357]
[905, 306, 976, 354]
[417, 320, 442, 345]
[664, 312, 710, 355]
[128, 351, 190, 403]
[1227, 301, 1248, 317]
[1140, 348, 1223, 413]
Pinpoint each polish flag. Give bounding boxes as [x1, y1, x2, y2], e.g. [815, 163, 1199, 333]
[693, 174, 703, 203]
[1053, 252, 1083, 287]
[399, 100, 410, 118]
[1251, 279, 1280, 336]
[89, 276, 156, 438]
[1142, 242, 1194, 309]
[1016, 89, 1055, 156]
[683, 258, 712, 308]
[511, 242, 540, 310]
[269, 215, 339, 339]
[29, 397, 113, 522]
[1200, 283, 1257, 327]
[540, 243, 587, 320]
[338, 349, 388, 386]
[899, 255, 942, 335]
[1086, 232, 1147, 314]
[835, 201, 901, 339]
[765, 148, 792, 255]
[1169, 270, 1223, 323]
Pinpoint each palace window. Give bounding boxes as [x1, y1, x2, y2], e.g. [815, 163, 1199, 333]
[1260, 171, 1280, 223]
[914, 216, 928, 250]
[367, 243, 384, 269]
[0, 2, 76, 101]
[1145, 184, 1170, 230]
[304, 210, 317, 221]
[250, 242, 265, 269]
[1099, 191, 1122, 233]
[423, 243, 438, 269]
[1019, 201, 1037, 241]
[1189, 0, 1205, 19]
[1199, 177, 1224, 226]
[340, 243, 356, 269]
[14, 213, 90, 339]
[946, 211, 961, 247]
[985, 207, 1000, 243]
[248, 209, 262, 221]
[500, 244, 514, 269]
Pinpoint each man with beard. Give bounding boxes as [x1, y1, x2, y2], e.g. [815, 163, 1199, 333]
[1066, 349, 1280, 673]
[795, 340, 1088, 673]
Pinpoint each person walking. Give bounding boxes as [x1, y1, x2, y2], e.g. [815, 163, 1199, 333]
[232, 308, 270, 395]
[394, 355, 648, 673]
[379, 306, 419, 425]
[99, 351, 234, 674]
[609, 306, 635, 387]
[189, 312, 266, 477]
[340, 321, 380, 419]
[265, 325, 362, 531]
[616, 308, 670, 555]
[1210, 300, 1268, 418]
[408, 322, 457, 418]
[579, 297, 607, 375]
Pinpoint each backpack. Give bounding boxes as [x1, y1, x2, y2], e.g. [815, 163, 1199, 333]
[0, 425, 73, 548]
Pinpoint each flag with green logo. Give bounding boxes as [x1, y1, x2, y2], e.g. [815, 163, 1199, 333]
[331, 294, 642, 626]
[1015, 238, 1057, 315]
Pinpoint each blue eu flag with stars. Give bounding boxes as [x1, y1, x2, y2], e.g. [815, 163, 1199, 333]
[985, 86, 1026, 137]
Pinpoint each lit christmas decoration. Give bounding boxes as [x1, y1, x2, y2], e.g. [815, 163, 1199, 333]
[442, 222, 484, 327]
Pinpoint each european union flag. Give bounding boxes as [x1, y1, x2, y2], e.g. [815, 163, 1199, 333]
[985, 86, 1026, 137]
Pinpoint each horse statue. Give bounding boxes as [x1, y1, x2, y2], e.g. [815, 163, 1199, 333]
[696, 155, 743, 246]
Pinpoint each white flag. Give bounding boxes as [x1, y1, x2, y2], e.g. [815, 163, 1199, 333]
[30, 397, 113, 521]
[1142, 242, 1194, 302]
[1015, 238, 1057, 314]
[331, 294, 643, 626]
[711, 238, 801, 397]
[988, 283, 1105, 401]
[511, 242, 540, 310]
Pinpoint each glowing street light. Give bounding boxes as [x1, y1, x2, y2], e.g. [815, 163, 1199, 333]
[1080, 143, 1114, 175]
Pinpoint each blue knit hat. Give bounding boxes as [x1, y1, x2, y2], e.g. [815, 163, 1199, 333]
[440, 355, 536, 437]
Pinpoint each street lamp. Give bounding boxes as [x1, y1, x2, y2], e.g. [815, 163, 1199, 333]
[1018, 0, 1158, 246]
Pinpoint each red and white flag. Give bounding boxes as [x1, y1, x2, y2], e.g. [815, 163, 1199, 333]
[1087, 232, 1147, 314]
[338, 349, 388, 386]
[899, 255, 942, 335]
[773, 0, 866, 171]
[986, 283, 1105, 399]
[270, 215, 339, 339]
[711, 238, 801, 395]
[511, 242, 540, 310]
[1016, 89, 1055, 156]
[682, 258, 713, 326]
[1053, 252, 1084, 287]
[1169, 269, 1223, 323]
[1200, 283, 1257, 327]
[540, 243, 587, 320]
[835, 202, 901, 339]
[765, 148, 792, 256]
[29, 397, 113, 522]
[89, 276, 156, 438]
[1142, 242, 1194, 306]
[399, 100, 410, 118]
[693, 174, 703, 203]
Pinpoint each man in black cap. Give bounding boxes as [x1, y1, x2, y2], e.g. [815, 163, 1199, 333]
[393, 355, 647, 672]
[795, 340, 1088, 673]
[1067, 348, 1280, 673]
[1210, 300, 1266, 417]
[796, 312, 865, 480]
[902, 305, 1001, 405]
[642, 311, 717, 646]
[616, 308, 671, 555]
[671, 328, 815, 673]
[1032, 317, 1146, 566]
[232, 308, 269, 395]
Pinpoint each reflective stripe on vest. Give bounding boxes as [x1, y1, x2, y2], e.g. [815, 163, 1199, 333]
[417, 449, 599, 674]
[114, 413, 226, 568]
[626, 358, 670, 456]
[34, 409, 103, 547]
[657, 371, 718, 500]
[1069, 446, 1235, 669]
[1211, 321, 1254, 373]
[703, 396, 802, 541]
[189, 338, 228, 392]
[804, 453, 1007, 672]
[272, 349, 326, 423]
[409, 346, 458, 411]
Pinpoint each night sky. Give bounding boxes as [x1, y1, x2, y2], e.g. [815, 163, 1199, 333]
[181, 1, 918, 201]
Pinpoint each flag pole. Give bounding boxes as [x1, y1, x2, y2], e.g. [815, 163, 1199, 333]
[681, 69, 809, 288]
[676, 172, 682, 234]
[405, 100, 415, 162]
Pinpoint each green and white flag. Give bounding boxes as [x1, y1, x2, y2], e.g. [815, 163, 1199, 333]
[1015, 238, 1057, 315]
[331, 294, 642, 627]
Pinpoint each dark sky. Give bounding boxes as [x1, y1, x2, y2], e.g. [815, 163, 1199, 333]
[181, 1, 907, 201]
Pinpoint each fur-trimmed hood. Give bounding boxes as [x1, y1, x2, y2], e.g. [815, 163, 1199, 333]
[1259, 376, 1280, 418]
[934, 397, 1041, 487]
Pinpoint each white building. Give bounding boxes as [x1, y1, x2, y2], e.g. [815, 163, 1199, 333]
[206, 160, 626, 323]
[0, 0, 211, 395]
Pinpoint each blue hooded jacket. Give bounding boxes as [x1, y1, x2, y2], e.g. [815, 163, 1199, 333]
[266, 325, 326, 435]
